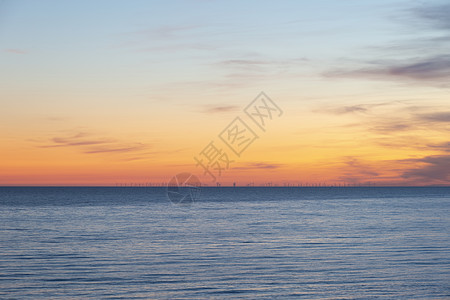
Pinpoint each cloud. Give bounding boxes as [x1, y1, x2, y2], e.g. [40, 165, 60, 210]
[324, 3, 450, 87]
[313, 101, 404, 116]
[335, 154, 450, 186]
[427, 141, 450, 152]
[386, 56, 450, 80]
[373, 106, 450, 131]
[84, 144, 146, 154]
[50, 137, 111, 147]
[416, 112, 450, 122]
[370, 122, 412, 134]
[325, 55, 450, 84]
[233, 162, 283, 170]
[402, 155, 450, 184]
[203, 105, 239, 114]
[39, 132, 112, 148]
[367, 110, 450, 134]
[314, 100, 450, 137]
[342, 157, 379, 177]
[373, 136, 429, 151]
[314, 104, 368, 115]
[216, 57, 308, 72]
[414, 3, 450, 31]
[4, 48, 27, 54]
[37, 132, 149, 156]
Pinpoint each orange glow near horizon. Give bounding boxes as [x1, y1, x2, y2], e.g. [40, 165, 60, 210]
[1, 96, 449, 186]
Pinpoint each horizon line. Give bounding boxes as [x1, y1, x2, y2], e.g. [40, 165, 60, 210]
[1, 185, 450, 188]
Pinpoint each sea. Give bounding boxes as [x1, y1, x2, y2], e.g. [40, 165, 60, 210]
[0, 187, 449, 299]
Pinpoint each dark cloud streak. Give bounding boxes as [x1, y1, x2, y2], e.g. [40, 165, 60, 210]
[416, 112, 450, 122]
[402, 155, 450, 183]
[414, 3, 450, 31]
[324, 3, 450, 87]
[84, 144, 146, 154]
[314, 105, 368, 115]
[233, 162, 283, 170]
[37, 132, 149, 156]
[203, 105, 239, 114]
[325, 55, 450, 84]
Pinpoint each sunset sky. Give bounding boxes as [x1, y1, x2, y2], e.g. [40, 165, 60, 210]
[1, 0, 449, 186]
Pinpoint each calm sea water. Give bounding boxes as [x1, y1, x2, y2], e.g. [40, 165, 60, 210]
[1, 187, 449, 299]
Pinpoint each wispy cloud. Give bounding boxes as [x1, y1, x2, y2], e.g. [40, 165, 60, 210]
[333, 153, 450, 186]
[368, 108, 450, 134]
[416, 112, 450, 122]
[313, 102, 398, 116]
[366, 111, 450, 135]
[233, 162, 283, 170]
[315, 101, 450, 135]
[4, 48, 27, 54]
[325, 55, 450, 86]
[340, 157, 379, 177]
[427, 141, 450, 152]
[203, 105, 239, 114]
[37, 131, 150, 156]
[84, 144, 146, 154]
[414, 3, 450, 31]
[314, 104, 368, 115]
[324, 3, 450, 88]
[216, 57, 308, 71]
[388, 56, 450, 80]
[39, 132, 112, 148]
[370, 122, 412, 134]
[373, 136, 431, 152]
[402, 155, 450, 184]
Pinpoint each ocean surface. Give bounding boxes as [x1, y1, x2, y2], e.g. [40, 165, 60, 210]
[0, 187, 449, 299]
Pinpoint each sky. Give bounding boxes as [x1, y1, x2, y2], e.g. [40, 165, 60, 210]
[1, 0, 449, 186]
